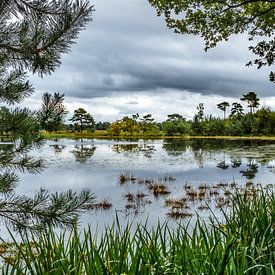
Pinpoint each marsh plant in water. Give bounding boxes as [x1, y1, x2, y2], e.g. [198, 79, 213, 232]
[1, 187, 274, 274]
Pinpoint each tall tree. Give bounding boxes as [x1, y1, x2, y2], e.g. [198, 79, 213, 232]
[217, 102, 230, 120]
[167, 113, 185, 122]
[140, 114, 155, 133]
[230, 102, 244, 118]
[39, 92, 67, 132]
[149, 0, 275, 82]
[70, 108, 95, 133]
[241, 92, 260, 113]
[163, 114, 187, 136]
[0, 0, 95, 230]
[192, 103, 204, 135]
[196, 103, 204, 121]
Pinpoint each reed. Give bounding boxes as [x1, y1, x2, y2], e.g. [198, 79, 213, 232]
[1, 187, 274, 274]
[147, 182, 171, 196]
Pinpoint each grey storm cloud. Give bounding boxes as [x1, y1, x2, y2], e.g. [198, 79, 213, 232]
[29, 0, 274, 102]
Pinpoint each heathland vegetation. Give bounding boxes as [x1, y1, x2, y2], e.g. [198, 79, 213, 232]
[20, 91, 275, 139]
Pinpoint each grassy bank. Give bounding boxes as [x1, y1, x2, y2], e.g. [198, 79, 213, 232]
[1, 188, 274, 274]
[41, 130, 275, 141]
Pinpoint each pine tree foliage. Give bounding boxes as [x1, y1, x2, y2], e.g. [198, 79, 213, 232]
[0, 188, 95, 231]
[0, 0, 95, 230]
[39, 92, 67, 132]
[0, 68, 33, 104]
[70, 107, 95, 133]
[0, 0, 93, 75]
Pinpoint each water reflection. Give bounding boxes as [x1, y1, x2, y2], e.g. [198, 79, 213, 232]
[14, 138, 275, 230]
[111, 143, 156, 158]
[162, 140, 188, 156]
[231, 158, 242, 168]
[161, 139, 275, 179]
[217, 161, 229, 170]
[71, 145, 96, 163]
[50, 144, 66, 154]
[240, 161, 259, 179]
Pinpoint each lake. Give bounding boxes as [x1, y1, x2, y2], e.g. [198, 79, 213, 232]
[15, 138, 275, 230]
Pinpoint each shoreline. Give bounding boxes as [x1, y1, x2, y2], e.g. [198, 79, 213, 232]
[41, 131, 275, 141]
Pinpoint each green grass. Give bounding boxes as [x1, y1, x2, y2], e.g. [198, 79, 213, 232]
[1, 187, 274, 274]
[41, 130, 275, 141]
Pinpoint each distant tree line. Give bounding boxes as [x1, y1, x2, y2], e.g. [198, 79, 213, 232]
[104, 91, 275, 137]
[2, 91, 274, 138]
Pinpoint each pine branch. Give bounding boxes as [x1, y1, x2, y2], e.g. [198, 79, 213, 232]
[0, 189, 96, 231]
[0, 0, 94, 75]
[0, 67, 34, 104]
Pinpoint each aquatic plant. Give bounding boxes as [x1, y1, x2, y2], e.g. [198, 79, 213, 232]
[165, 197, 187, 209]
[119, 173, 136, 184]
[166, 210, 193, 219]
[2, 187, 273, 274]
[147, 182, 171, 196]
[84, 199, 112, 211]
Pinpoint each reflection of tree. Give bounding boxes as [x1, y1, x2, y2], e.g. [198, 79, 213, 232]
[217, 161, 229, 170]
[193, 149, 204, 168]
[50, 144, 66, 154]
[217, 152, 229, 170]
[71, 145, 96, 163]
[112, 144, 139, 154]
[111, 143, 156, 158]
[162, 139, 275, 170]
[140, 144, 156, 158]
[231, 158, 242, 168]
[162, 139, 187, 156]
[258, 158, 270, 166]
[240, 160, 259, 179]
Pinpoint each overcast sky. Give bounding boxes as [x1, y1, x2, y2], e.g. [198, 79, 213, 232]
[25, 0, 275, 121]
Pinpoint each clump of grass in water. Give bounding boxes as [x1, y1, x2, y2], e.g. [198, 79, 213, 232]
[124, 192, 151, 215]
[3, 187, 274, 274]
[84, 199, 112, 210]
[167, 210, 193, 219]
[119, 172, 136, 185]
[160, 175, 176, 182]
[147, 182, 171, 196]
[165, 197, 187, 209]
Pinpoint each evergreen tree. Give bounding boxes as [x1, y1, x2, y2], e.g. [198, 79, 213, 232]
[70, 108, 95, 133]
[230, 103, 244, 118]
[0, 0, 95, 231]
[196, 103, 204, 121]
[241, 92, 260, 113]
[39, 92, 67, 132]
[217, 102, 230, 120]
[163, 114, 187, 136]
[140, 114, 155, 133]
[191, 103, 205, 135]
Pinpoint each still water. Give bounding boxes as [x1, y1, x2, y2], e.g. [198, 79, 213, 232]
[16, 138, 275, 230]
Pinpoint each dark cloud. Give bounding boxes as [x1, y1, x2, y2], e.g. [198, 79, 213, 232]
[27, 0, 274, 119]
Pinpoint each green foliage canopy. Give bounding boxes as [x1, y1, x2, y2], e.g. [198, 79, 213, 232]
[149, 0, 275, 82]
[217, 102, 230, 119]
[241, 91, 260, 113]
[70, 108, 95, 133]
